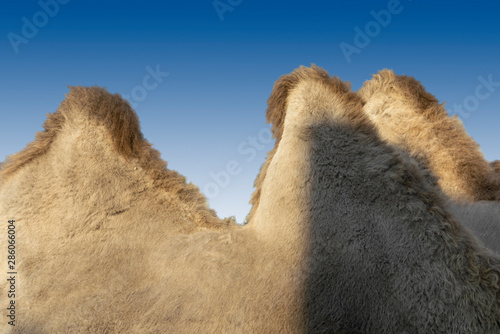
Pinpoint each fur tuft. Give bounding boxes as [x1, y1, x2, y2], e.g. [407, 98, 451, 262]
[266, 65, 332, 143]
[1, 86, 142, 178]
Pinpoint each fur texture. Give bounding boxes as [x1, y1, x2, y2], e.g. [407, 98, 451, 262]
[0, 86, 225, 229]
[358, 70, 500, 202]
[493, 160, 500, 174]
[1, 68, 500, 333]
[445, 200, 500, 255]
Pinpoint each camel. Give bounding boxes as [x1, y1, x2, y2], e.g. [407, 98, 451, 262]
[1, 66, 500, 333]
[358, 70, 500, 254]
[358, 69, 500, 202]
[446, 201, 500, 255]
[494, 160, 500, 174]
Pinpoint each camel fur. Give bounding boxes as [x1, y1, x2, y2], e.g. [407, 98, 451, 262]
[493, 160, 500, 174]
[445, 201, 500, 255]
[357, 70, 500, 255]
[1, 67, 500, 333]
[358, 69, 500, 202]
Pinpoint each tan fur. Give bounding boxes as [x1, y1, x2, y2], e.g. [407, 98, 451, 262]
[1, 67, 500, 333]
[358, 70, 500, 202]
[248, 65, 370, 222]
[493, 160, 500, 174]
[0, 86, 225, 229]
[0, 85, 310, 333]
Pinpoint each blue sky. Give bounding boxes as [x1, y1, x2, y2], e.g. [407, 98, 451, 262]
[1, 0, 499, 223]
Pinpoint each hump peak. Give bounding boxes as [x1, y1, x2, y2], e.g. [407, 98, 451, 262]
[266, 64, 371, 143]
[59, 85, 144, 159]
[1, 86, 143, 178]
[358, 69, 440, 111]
[1, 86, 227, 228]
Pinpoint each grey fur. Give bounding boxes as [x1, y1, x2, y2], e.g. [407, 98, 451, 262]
[446, 200, 500, 255]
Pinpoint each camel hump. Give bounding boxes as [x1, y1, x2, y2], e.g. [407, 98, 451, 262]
[61, 86, 144, 158]
[266, 65, 372, 142]
[0, 86, 144, 179]
[358, 69, 439, 110]
[266, 65, 332, 141]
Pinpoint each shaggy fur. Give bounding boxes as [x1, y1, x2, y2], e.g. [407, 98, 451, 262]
[0, 87, 225, 229]
[493, 160, 500, 174]
[247, 65, 364, 222]
[445, 200, 500, 255]
[358, 70, 500, 202]
[1, 68, 500, 333]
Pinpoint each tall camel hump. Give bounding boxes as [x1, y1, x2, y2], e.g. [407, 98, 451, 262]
[358, 69, 500, 201]
[266, 65, 332, 142]
[0, 86, 226, 228]
[0, 86, 142, 179]
[258, 65, 500, 331]
[266, 65, 370, 141]
[358, 69, 439, 110]
[247, 65, 371, 222]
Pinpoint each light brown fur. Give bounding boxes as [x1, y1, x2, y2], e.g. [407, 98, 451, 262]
[247, 65, 367, 222]
[1, 67, 500, 333]
[358, 70, 500, 202]
[493, 160, 500, 174]
[0, 86, 226, 229]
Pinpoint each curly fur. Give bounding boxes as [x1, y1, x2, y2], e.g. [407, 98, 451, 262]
[358, 69, 500, 202]
[1, 68, 499, 333]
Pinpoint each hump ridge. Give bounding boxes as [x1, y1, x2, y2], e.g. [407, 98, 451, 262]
[358, 69, 440, 111]
[358, 69, 500, 201]
[248, 64, 372, 222]
[1, 86, 143, 178]
[0, 86, 227, 228]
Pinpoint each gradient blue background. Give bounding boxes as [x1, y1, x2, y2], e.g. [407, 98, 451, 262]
[1, 0, 499, 223]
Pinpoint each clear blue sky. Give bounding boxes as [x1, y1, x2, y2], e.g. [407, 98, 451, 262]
[1, 0, 499, 223]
